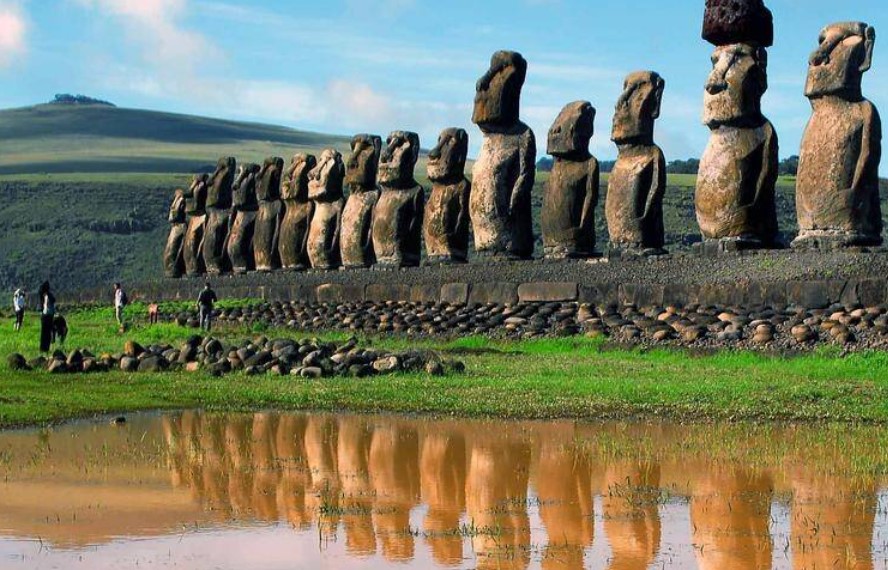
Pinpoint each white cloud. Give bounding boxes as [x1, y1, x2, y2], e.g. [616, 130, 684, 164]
[0, 2, 27, 68]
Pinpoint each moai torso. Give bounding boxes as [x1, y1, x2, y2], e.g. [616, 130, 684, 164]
[253, 156, 285, 271]
[372, 131, 425, 268]
[606, 71, 667, 253]
[164, 189, 187, 278]
[306, 149, 345, 270]
[227, 164, 260, 274]
[424, 128, 471, 264]
[470, 50, 536, 260]
[278, 154, 316, 271]
[341, 135, 382, 268]
[541, 101, 599, 259]
[183, 174, 208, 276]
[795, 22, 882, 247]
[203, 157, 236, 274]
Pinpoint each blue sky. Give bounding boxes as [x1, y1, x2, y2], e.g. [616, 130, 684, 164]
[0, 0, 885, 164]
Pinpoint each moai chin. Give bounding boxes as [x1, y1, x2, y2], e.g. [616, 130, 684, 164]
[202, 157, 236, 274]
[794, 22, 882, 249]
[341, 134, 383, 269]
[606, 71, 668, 255]
[163, 188, 187, 278]
[470, 50, 536, 260]
[424, 128, 471, 265]
[541, 101, 599, 259]
[253, 156, 285, 271]
[372, 131, 425, 268]
[226, 163, 261, 274]
[278, 154, 317, 271]
[306, 149, 345, 270]
[183, 173, 208, 276]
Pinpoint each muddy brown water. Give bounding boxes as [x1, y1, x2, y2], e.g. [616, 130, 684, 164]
[0, 413, 886, 569]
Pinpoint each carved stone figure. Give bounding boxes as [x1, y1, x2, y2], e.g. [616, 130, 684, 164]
[470, 50, 536, 260]
[794, 22, 882, 249]
[202, 157, 236, 274]
[702, 0, 774, 48]
[372, 131, 425, 268]
[541, 102, 599, 259]
[695, 43, 778, 248]
[278, 154, 317, 271]
[182, 174, 208, 276]
[607, 72, 668, 255]
[341, 134, 382, 268]
[307, 149, 345, 270]
[424, 128, 471, 265]
[253, 156, 285, 271]
[226, 163, 261, 274]
[163, 188, 187, 278]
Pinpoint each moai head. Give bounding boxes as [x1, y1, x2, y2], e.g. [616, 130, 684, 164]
[185, 173, 208, 213]
[547, 101, 595, 159]
[612, 71, 665, 145]
[257, 156, 284, 202]
[702, 0, 774, 48]
[207, 156, 236, 208]
[472, 50, 528, 130]
[427, 128, 469, 182]
[308, 149, 345, 201]
[281, 154, 317, 201]
[703, 43, 768, 127]
[346, 134, 383, 188]
[232, 163, 260, 209]
[378, 131, 420, 188]
[806, 22, 875, 100]
[168, 188, 186, 223]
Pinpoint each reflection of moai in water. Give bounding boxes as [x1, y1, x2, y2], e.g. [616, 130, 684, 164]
[163, 188, 187, 278]
[226, 163, 261, 274]
[341, 134, 383, 269]
[794, 22, 882, 249]
[372, 131, 425, 268]
[202, 157, 237, 274]
[541, 101, 599, 259]
[470, 51, 536, 260]
[307, 149, 345, 270]
[424, 128, 471, 265]
[278, 154, 316, 271]
[607, 72, 667, 255]
[696, 0, 778, 249]
[253, 157, 285, 272]
[182, 174, 208, 276]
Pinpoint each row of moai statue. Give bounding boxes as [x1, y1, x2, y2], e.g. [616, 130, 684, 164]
[164, 0, 882, 277]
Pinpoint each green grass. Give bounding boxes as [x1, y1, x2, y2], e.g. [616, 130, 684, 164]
[3, 306, 888, 428]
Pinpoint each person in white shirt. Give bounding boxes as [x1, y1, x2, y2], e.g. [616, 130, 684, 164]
[113, 283, 128, 328]
[12, 288, 26, 331]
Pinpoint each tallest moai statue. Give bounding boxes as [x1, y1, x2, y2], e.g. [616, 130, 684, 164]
[695, 0, 779, 250]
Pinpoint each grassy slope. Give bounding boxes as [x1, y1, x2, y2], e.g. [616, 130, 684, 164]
[2, 305, 888, 427]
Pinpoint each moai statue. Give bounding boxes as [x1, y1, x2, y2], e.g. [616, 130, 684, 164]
[202, 157, 237, 274]
[341, 134, 383, 268]
[606, 72, 668, 255]
[541, 101, 599, 259]
[794, 22, 882, 249]
[278, 154, 317, 271]
[306, 149, 345, 270]
[253, 156, 285, 271]
[470, 50, 536, 260]
[163, 188, 187, 278]
[696, 0, 779, 250]
[372, 131, 425, 268]
[424, 128, 471, 265]
[226, 163, 261, 274]
[182, 173, 208, 276]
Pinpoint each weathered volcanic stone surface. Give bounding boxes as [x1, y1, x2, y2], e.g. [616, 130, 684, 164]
[227, 163, 261, 274]
[795, 22, 882, 249]
[163, 188, 187, 278]
[253, 156, 285, 272]
[372, 131, 425, 268]
[307, 149, 345, 270]
[424, 128, 471, 264]
[278, 154, 316, 271]
[702, 0, 774, 48]
[341, 134, 382, 269]
[542, 101, 599, 259]
[203, 157, 236, 275]
[183, 174, 208, 277]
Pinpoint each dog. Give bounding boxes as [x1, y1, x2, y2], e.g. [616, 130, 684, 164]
[52, 314, 68, 345]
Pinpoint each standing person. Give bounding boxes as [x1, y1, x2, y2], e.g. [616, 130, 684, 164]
[197, 282, 218, 332]
[12, 288, 26, 331]
[113, 283, 128, 330]
[38, 282, 55, 353]
[148, 303, 159, 325]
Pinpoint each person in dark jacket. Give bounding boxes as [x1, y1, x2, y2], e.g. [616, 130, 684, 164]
[197, 282, 218, 332]
[38, 281, 56, 353]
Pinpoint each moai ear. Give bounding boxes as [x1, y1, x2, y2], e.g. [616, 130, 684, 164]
[861, 25, 876, 73]
[652, 75, 666, 120]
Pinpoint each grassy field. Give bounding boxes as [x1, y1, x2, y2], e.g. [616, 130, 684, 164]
[2, 304, 888, 428]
